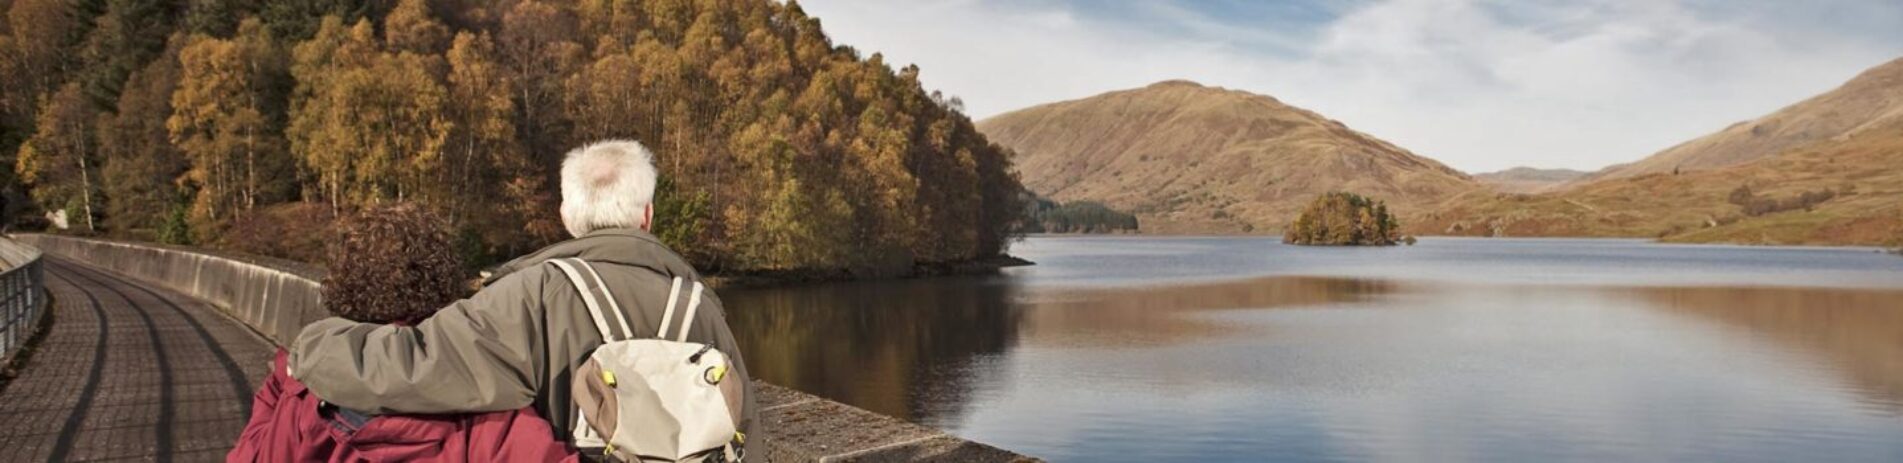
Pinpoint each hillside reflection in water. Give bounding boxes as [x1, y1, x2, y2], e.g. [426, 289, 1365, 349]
[723, 237, 1903, 462]
[723, 276, 1026, 425]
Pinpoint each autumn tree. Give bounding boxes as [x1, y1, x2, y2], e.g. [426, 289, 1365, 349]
[497, 0, 581, 164]
[3, 0, 88, 180]
[4, 0, 85, 109]
[16, 84, 102, 231]
[0, 33, 25, 197]
[169, 19, 293, 233]
[383, 0, 447, 55]
[5, 0, 1029, 274]
[290, 16, 450, 206]
[444, 30, 559, 256]
[1284, 192, 1400, 246]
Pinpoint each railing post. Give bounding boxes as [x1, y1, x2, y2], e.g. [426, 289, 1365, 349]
[2, 265, 13, 355]
[4, 268, 16, 353]
[0, 238, 44, 363]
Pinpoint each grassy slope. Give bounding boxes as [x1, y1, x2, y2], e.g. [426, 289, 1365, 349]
[979, 81, 1480, 234]
[1580, 57, 1903, 183]
[1410, 129, 1903, 246]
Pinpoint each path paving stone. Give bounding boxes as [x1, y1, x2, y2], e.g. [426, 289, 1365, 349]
[0, 259, 273, 463]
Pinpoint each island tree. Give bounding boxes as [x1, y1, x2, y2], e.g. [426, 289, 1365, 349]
[1284, 192, 1400, 246]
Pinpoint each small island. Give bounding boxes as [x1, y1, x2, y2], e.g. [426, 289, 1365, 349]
[1284, 192, 1404, 246]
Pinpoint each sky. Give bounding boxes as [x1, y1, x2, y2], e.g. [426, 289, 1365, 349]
[795, 0, 1903, 173]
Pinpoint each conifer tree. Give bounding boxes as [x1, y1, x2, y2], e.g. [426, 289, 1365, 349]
[76, 0, 175, 108]
[99, 34, 186, 237]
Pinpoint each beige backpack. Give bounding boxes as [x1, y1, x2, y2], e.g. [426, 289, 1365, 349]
[549, 258, 746, 462]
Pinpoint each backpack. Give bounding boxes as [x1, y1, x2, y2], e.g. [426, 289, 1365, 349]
[548, 258, 746, 462]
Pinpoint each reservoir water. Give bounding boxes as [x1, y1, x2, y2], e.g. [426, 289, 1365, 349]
[723, 237, 1903, 462]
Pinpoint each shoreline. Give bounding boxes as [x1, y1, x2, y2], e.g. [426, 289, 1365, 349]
[705, 254, 1035, 289]
[1022, 231, 1898, 250]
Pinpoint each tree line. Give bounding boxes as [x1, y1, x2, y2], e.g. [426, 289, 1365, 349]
[1019, 194, 1138, 234]
[0, 0, 1025, 273]
[1726, 184, 1840, 217]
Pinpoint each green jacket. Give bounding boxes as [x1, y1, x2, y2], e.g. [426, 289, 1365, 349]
[290, 228, 760, 447]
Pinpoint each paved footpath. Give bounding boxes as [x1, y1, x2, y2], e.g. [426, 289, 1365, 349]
[0, 258, 275, 462]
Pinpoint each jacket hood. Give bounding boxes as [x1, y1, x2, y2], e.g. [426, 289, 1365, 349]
[482, 228, 701, 286]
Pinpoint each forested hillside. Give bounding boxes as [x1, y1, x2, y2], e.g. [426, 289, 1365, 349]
[0, 0, 1024, 273]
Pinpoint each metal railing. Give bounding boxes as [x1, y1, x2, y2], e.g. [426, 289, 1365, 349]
[0, 238, 45, 361]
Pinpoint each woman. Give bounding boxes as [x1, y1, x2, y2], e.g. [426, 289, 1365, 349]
[228, 204, 576, 462]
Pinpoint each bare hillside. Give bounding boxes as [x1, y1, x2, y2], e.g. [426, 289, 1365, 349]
[1474, 167, 1589, 194]
[977, 80, 1479, 234]
[1417, 115, 1903, 246]
[1582, 57, 1903, 183]
[1420, 57, 1903, 246]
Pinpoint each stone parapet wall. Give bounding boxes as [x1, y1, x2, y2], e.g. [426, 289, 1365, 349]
[17, 234, 324, 344]
[20, 233, 1033, 462]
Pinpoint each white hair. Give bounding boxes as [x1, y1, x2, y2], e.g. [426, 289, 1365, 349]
[560, 140, 658, 238]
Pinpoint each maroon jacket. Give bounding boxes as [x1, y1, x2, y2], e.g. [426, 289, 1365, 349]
[228, 350, 579, 462]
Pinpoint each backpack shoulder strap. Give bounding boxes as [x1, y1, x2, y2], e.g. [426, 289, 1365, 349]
[654, 277, 704, 341]
[575, 260, 634, 338]
[676, 281, 705, 342]
[657, 276, 684, 338]
[548, 258, 617, 342]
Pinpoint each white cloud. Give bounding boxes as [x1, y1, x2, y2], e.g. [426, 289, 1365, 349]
[796, 0, 1903, 172]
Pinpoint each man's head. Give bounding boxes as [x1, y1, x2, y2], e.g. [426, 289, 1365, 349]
[560, 140, 658, 238]
[323, 203, 467, 324]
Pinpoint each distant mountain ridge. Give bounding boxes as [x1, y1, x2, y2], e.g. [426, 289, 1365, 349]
[1418, 57, 1903, 246]
[977, 80, 1479, 234]
[1579, 57, 1903, 183]
[1473, 167, 1588, 194]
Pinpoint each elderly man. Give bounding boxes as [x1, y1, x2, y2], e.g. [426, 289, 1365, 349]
[290, 140, 759, 456]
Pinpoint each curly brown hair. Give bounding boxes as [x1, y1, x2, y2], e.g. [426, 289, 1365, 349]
[323, 203, 468, 324]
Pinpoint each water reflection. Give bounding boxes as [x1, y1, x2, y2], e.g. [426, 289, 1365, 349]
[722, 277, 1024, 425]
[1022, 277, 1396, 347]
[1641, 286, 1903, 414]
[721, 237, 1903, 461]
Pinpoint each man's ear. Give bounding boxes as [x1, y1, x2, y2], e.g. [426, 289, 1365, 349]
[641, 203, 654, 231]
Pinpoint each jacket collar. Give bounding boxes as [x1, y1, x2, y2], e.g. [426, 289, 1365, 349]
[483, 228, 698, 286]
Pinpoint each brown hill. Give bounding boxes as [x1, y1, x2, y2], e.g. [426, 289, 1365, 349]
[977, 80, 1479, 234]
[1414, 129, 1903, 245]
[1579, 57, 1903, 183]
[1415, 57, 1903, 247]
[1473, 167, 1588, 194]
